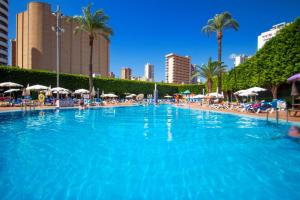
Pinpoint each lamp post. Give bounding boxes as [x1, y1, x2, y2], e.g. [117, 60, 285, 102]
[52, 5, 64, 108]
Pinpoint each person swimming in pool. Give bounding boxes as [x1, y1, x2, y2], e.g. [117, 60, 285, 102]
[271, 126, 300, 141]
[288, 126, 300, 138]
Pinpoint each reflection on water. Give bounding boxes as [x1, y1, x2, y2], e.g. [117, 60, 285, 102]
[0, 105, 298, 200]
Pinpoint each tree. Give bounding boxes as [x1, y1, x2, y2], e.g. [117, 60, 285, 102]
[202, 12, 239, 92]
[222, 18, 300, 99]
[71, 4, 113, 93]
[192, 57, 218, 93]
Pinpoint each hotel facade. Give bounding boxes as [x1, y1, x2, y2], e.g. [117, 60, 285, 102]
[0, 0, 8, 65]
[165, 53, 191, 84]
[120, 67, 132, 80]
[144, 63, 154, 82]
[12, 2, 110, 76]
[257, 22, 287, 50]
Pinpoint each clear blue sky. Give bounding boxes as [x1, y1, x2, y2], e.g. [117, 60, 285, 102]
[9, 0, 300, 81]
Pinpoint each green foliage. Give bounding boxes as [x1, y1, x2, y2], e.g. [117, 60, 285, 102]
[202, 12, 239, 35]
[222, 18, 300, 98]
[0, 66, 204, 97]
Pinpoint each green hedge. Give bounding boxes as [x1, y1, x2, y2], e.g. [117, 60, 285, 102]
[222, 18, 300, 98]
[0, 66, 204, 97]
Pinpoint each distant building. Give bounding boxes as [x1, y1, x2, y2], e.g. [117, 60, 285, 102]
[190, 64, 199, 84]
[165, 53, 191, 84]
[144, 63, 154, 82]
[120, 67, 132, 80]
[234, 55, 251, 67]
[12, 2, 110, 76]
[108, 71, 115, 78]
[131, 76, 145, 81]
[10, 39, 16, 66]
[0, 0, 8, 65]
[258, 22, 287, 50]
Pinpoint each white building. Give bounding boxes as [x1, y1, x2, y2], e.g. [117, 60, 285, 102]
[234, 55, 251, 67]
[144, 63, 154, 82]
[257, 22, 287, 50]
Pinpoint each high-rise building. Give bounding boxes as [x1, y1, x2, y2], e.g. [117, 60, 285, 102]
[190, 64, 199, 84]
[234, 54, 251, 67]
[120, 67, 132, 80]
[165, 53, 191, 84]
[108, 71, 115, 78]
[0, 0, 8, 65]
[10, 39, 16, 66]
[12, 2, 110, 76]
[144, 63, 154, 82]
[257, 22, 287, 50]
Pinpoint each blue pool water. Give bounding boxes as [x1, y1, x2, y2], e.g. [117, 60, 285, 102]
[0, 105, 300, 199]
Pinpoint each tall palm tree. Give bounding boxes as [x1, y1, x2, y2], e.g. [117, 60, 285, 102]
[192, 57, 218, 93]
[202, 12, 239, 92]
[71, 4, 113, 93]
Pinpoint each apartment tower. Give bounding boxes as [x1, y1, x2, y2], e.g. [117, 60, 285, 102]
[165, 53, 191, 84]
[13, 2, 110, 76]
[120, 67, 132, 80]
[0, 0, 8, 65]
[257, 22, 287, 50]
[144, 63, 154, 82]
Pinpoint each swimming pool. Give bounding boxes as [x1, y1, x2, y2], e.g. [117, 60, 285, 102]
[0, 105, 299, 199]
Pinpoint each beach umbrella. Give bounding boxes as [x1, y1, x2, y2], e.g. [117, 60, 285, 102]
[4, 89, 20, 93]
[193, 94, 205, 99]
[287, 74, 300, 107]
[164, 95, 173, 98]
[22, 84, 31, 96]
[107, 94, 118, 98]
[52, 90, 69, 94]
[182, 90, 191, 95]
[74, 89, 89, 94]
[51, 87, 69, 92]
[287, 73, 300, 82]
[234, 90, 247, 95]
[126, 94, 136, 98]
[136, 94, 144, 101]
[238, 91, 258, 97]
[0, 82, 23, 88]
[27, 84, 48, 91]
[246, 87, 267, 93]
[207, 92, 224, 98]
[291, 81, 299, 96]
[91, 87, 96, 97]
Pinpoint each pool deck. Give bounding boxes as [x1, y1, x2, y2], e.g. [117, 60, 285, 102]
[1, 102, 299, 123]
[181, 103, 300, 123]
[0, 102, 135, 113]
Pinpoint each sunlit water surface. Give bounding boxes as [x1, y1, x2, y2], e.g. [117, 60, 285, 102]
[0, 105, 300, 199]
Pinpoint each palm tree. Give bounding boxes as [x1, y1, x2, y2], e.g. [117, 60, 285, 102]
[202, 12, 239, 92]
[71, 4, 113, 93]
[192, 57, 218, 93]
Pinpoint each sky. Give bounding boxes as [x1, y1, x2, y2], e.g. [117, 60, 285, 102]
[9, 0, 300, 81]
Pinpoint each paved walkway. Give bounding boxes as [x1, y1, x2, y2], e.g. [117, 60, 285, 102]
[182, 103, 300, 123]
